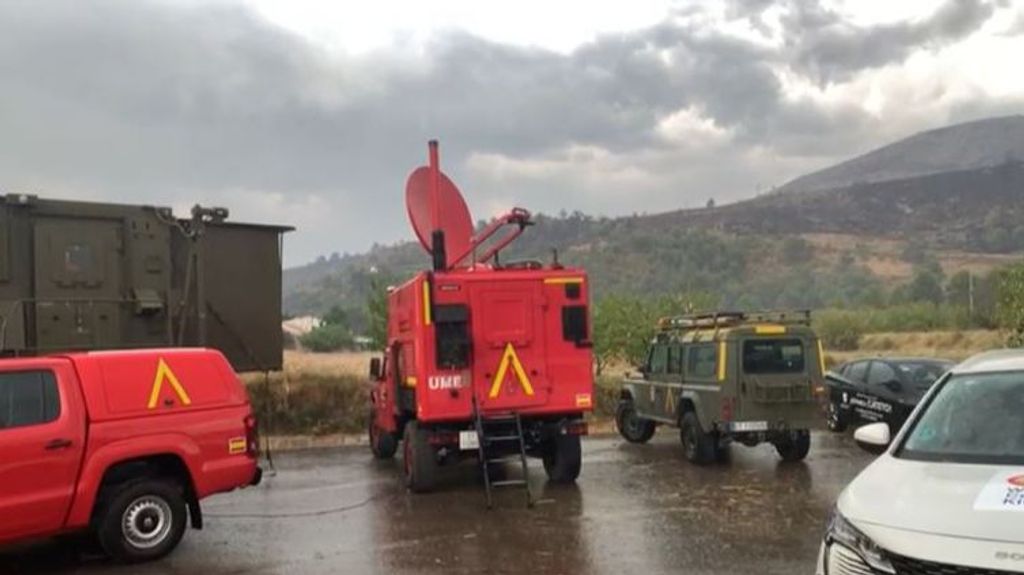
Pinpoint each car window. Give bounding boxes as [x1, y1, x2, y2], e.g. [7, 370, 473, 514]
[648, 344, 669, 374]
[0, 370, 60, 430]
[687, 344, 718, 379]
[667, 345, 683, 374]
[867, 361, 898, 387]
[899, 371, 1024, 465]
[742, 338, 804, 374]
[893, 361, 951, 392]
[846, 361, 868, 383]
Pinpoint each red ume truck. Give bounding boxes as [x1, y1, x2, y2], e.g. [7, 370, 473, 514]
[0, 348, 261, 563]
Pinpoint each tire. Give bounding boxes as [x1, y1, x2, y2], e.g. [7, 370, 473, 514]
[774, 430, 812, 462]
[543, 433, 582, 483]
[369, 411, 398, 459]
[402, 421, 438, 493]
[95, 480, 188, 563]
[616, 400, 656, 444]
[679, 411, 716, 465]
[826, 401, 847, 433]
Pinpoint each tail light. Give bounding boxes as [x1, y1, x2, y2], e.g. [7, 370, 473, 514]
[721, 397, 735, 422]
[244, 414, 260, 457]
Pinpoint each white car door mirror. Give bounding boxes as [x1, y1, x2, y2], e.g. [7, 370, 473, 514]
[854, 422, 891, 455]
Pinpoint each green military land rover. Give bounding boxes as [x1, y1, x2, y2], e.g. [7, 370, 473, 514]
[616, 311, 826, 464]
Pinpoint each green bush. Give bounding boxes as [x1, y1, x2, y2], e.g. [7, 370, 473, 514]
[299, 324, 355, 352]
[247, 374, 368, 435]
[814, 311, 864, 351]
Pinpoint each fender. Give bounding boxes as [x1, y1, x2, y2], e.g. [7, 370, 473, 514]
[619, 381, 639, 402]
[678, 390, 713, 431]
[64, 433, 202, 529]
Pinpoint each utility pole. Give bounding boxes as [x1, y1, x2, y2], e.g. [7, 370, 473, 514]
[968, 271, 975, 317]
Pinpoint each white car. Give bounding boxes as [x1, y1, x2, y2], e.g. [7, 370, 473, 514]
[817, 349, 1024, 574]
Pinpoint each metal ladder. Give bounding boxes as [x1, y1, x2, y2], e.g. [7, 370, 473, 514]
[473, 400, 533, 509]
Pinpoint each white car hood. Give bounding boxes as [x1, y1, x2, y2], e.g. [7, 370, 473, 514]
[840, 455, 1024, 543]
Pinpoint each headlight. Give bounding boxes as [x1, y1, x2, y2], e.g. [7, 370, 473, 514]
[826, 509, 895, 574]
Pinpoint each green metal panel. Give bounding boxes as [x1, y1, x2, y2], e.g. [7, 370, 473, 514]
[0, 194, 291, 371]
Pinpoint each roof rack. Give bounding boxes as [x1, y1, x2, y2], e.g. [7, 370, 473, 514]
[658, 310, 812, 331]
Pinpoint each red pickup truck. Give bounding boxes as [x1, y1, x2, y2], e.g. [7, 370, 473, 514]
[0, 348, 261, 563]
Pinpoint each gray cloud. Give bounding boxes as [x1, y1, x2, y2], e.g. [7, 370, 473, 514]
[784, 0, 997, 83]
[0, 0, 1016, 264]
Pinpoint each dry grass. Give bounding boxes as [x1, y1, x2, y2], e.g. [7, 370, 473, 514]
[829, 329, 1006, 364]
[242, 351, 375, 436]
[282, 350, 375, 379]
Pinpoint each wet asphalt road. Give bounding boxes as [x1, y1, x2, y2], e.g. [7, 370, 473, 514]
[1, 431, 875, 575]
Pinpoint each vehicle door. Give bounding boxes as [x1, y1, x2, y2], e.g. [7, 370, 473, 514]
[634, 343, 670, 419]
[684, 342, 720, 426]
[864, 361, 906, 427]
[847, 361, 898, 424]
[831, 360, 867, 423]
[0, 361, 86, 542]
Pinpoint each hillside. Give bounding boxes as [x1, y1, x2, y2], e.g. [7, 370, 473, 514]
[284, 116, 1024, 320]
[777, 115, 1024, 195]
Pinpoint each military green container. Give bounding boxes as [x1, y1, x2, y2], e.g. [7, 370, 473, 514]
[617, 310, 826, 464]
[0, 194, 292, 371]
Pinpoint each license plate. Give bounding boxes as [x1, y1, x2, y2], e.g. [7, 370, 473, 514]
[459, 431, 480, 450]
[732, 421, 769, 432]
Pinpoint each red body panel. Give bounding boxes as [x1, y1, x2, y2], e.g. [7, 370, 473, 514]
[0, 348, 257, 546]
[374, 267, 594, 428]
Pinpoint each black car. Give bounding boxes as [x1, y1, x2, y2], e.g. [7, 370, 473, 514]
[824, 357, 954, 433]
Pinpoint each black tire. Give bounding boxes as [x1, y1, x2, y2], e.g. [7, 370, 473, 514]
[774, 430, 812, 462]
[402, 421, 438, 493]
[369, 411, 398, 459]
[826, 401, 848, 433]
[714, 443, 731, 463]
[616, 400, 656, 444]
[95, 480, 188, 563]
[543, 433, 582, 483]
[679, 411, 716, 465]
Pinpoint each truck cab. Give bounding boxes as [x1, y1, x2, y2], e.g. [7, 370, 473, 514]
[617, 311, 826, 464]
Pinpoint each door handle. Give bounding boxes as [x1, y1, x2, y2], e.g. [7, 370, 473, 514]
[45, 438, 73, 450]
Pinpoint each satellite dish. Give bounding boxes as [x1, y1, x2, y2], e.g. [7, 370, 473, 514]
[405, 143, 473, 269]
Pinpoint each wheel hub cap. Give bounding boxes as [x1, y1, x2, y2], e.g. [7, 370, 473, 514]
[122, 496, 172, 550]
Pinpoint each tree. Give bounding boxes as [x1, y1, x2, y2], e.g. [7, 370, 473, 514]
[591, 292, 717, 375]
[907, 263, 945, 305]
[996, 263, 1024, 346]
[299, 324, 354, 352]
[366, 276, 389, 350]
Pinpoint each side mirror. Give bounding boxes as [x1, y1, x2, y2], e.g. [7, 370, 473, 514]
[853, 422, 891, 455]
[369, 357, 383, 380]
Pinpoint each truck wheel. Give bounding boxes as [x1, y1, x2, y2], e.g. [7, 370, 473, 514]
[616, 400, 656, 444]
[403, 421, 438, 493]
[680, 412, 715, 465]
[96, 480, 187, 563]
[774, 430, 812, 462]
[826, 401, 847, 432]
[543, 433, 582, 483]
[369, 412, 398, 459]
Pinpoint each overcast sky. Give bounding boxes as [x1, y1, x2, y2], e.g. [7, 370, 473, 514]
[2, 0, 1023, 265]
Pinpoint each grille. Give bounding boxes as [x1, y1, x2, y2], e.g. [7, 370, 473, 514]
[891, 554, 1019, 575]
[828, 544, 875, 575]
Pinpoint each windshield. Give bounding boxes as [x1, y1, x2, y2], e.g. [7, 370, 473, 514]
[898, 371, 1024, 465]
[742, 338, 805, 374]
